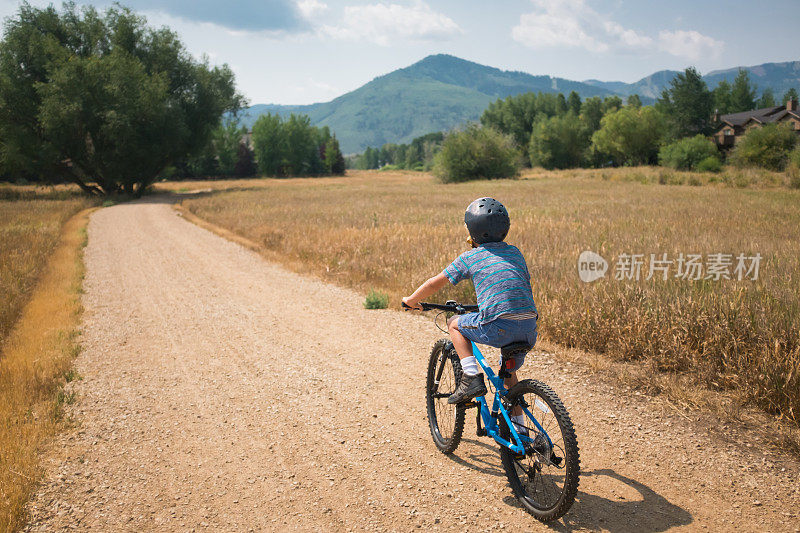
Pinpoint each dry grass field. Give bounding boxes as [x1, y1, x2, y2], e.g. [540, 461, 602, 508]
[180, 169, 800, 429]
[0, 187, 92, 344]
[0, 186, 93, 531]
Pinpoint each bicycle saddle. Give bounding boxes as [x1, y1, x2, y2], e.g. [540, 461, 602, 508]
[501, 342, 532, 357]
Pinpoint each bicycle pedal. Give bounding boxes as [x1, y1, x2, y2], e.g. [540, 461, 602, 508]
[462, 401, 479, 409]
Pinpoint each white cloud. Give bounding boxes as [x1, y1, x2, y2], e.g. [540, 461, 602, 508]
[512, 0, 722, 60]
[321, 1, 462, 46]
[657, 30, 723, 61]
[296, 0, 328, 19]
[603, 21, 652, 49]
[513, 11, 607, 51]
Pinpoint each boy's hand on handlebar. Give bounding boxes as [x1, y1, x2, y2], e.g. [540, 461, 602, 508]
[402, 296, 422, 310]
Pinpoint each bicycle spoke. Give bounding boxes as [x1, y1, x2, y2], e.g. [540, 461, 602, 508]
[426, 341, 466, 454]
[500, 381, 579, 520]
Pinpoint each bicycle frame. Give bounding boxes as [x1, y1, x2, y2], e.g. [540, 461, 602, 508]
[471, 341, 553, 455]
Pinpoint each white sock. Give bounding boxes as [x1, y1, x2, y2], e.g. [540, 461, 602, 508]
[511, 414, 526, 430]
[460, 356, 480, 376]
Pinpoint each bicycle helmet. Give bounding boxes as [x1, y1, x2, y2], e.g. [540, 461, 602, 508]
[464, 197, 510, 245]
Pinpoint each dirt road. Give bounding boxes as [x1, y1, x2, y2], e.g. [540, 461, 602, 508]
[25, 198, 800, 531]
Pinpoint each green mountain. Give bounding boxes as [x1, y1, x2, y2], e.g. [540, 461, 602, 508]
[241, 55, 800, 153]
[239, 54, 615, 153]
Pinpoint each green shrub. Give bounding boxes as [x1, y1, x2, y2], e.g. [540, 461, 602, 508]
[379, 164, 401, 171]
[658, 135, 720, 170]
[696, 156, 722, 173]
[729, 123, 798, 171]
[433, 124, 520, 183]
[364, 290, 389, 309]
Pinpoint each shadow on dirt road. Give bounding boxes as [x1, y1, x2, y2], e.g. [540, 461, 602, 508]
[451, 442, 692, 532]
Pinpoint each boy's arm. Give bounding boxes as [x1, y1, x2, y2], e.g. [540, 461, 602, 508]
[402, 273, 449, 310]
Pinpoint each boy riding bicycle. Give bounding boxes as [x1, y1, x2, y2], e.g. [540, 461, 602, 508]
[403, 198, 538, 428]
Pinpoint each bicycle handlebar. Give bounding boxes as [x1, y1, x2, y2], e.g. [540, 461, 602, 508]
[402, 300, 479, 314]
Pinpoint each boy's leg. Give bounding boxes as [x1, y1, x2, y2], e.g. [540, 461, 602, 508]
[446, 315, 487, 404]
[446, 315, 473, 361]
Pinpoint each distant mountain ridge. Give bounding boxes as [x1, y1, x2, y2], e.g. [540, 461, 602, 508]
[584, 70, 681, 99]
[240, 55, 800, 153]
[583, 61, 800, 99]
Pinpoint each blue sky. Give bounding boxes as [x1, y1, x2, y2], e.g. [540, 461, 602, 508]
[1, 0, 798, 105]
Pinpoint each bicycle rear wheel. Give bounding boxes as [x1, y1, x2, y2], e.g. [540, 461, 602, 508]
[426, 339, 466, 454]
[499, 379, 580, 522]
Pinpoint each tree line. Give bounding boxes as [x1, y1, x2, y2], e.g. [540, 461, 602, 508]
[174, 114, 345, 179]
[428, 68, 799, 181]
[249, 113, 344, 177]
[349, 132, 444, 171]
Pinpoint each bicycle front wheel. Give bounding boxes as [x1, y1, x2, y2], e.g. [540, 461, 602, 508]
[426, 338, 466, 454]
[499, 379, 580, 522]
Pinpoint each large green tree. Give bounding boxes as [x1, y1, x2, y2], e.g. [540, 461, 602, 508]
[212, 121, 246, 176]
[729, 69, 757, 112]
[284, 114, 320, 175]
[626, 94, 642, 108]
[712, 80, 733, 114]
[757, 88, 776, 109]
[252, 113, 286, 176]
[656, 67, 713, 138]
[567, 91, 582, 115]
[323, 135, 345, 175]
[0, 3, 242, 195]
[591, 106, 667, 166]
[580, 96, 605, 132]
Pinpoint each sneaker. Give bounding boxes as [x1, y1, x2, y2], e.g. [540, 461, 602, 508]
[448, 373, 488, 404]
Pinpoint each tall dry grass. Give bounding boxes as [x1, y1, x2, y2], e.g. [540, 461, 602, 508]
[0, 186, 93, 531]
[0, 187, 91, 346]
[517, 165, 798, 189]
[182, 170, 800, 425]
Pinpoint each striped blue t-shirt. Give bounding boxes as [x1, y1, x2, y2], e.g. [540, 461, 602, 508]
[443, 242, 538, 324]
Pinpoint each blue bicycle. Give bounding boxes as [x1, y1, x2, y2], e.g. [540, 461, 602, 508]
[413, 300, 580, 522]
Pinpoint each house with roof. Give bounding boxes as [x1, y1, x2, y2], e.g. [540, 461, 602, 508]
[712, 99, 799, 150]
